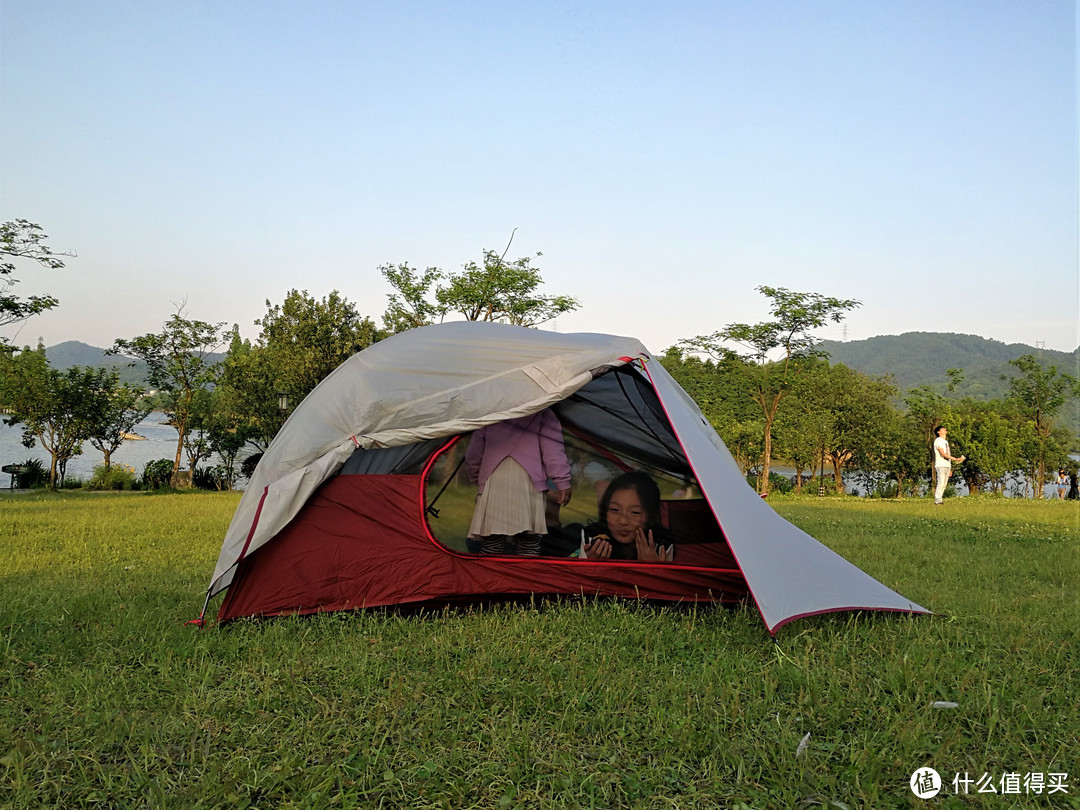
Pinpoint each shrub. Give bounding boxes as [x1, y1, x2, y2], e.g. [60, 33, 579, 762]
[240, 452, 263, 479]
[746, 471, 795, 494]
[871, 481, 899, 499]
[10, 458, 47, 488]
[192, 465, 232, 491]
[87, 463, 137, 491]
[140, 459, 175, 490]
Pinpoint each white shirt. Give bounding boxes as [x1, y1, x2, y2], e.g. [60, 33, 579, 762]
[933, 436, 951, 468]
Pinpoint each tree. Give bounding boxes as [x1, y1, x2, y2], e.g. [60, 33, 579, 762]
[214, 327, 277, 452]
[1004, 354, 1078, 496]
[215, 291, 384, 452]
[437, 250, 579, 326]
[196, 387, 259, 490]
[0, 346, 113, 488]
[0, 220, 72, 341]
[110, 307, 226, 486]
[958, 402, 1023, 495]
[679, 286, 860, 494]
[814, 364, 897, 494]
[254, 289, 383, 400]
[380, 242, 580, 333]
[772, 360, 832, 493]
[380, 263, 445, 333]
[660, 347, 762, 476]
[876, 407, 931, 497]
[87, 380, 150, 470]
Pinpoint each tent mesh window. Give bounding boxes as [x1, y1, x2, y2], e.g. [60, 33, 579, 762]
[422, 367, 732, 561]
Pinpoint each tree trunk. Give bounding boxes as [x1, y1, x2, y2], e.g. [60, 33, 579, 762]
[760, 425, 772, 494]
[172, 417, 186, 478]
[794, 466, 804, 493]
[829, 451, 851, 494]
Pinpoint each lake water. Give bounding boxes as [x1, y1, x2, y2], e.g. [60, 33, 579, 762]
[0, 414, 194, 485]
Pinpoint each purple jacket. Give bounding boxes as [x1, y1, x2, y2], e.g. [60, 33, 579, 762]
[464, 410, 572, 494]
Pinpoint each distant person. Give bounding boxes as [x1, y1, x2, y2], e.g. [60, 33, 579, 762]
[1068, 470, 1079, 501]
[932, 426, 964, 505]
[464, 409, 572, 556]
[1056, 469, 1068, 500]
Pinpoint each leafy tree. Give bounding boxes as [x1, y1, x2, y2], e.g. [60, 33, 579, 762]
[678, 286, 860, 494]
[1003, 354, 1078, 495]
[437, 250, 579, 326]
[254, 289, 383, 400]
[110, 307, 226, 485]
[181, 387, 216, 474]
[959, 403, 1023, 495]
[380, 263, 445, 333]
[817, 364, 897, 493]
[214, 328, 278, 451]
[876, 407, 931, 497]
[772, 360, 832, 493]
[903, 384, 954, 482]
[380, 243, 580, 332]
[0, 219, 71, 341]
[87, 381, 150, 470]
[660, 347, 761, 474]
[215, 291, 383, 452]
[181, 383, 257, 490]
[0, 346, 113, 488]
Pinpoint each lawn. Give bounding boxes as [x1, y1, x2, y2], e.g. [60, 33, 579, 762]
[1, 491, 1076, 808]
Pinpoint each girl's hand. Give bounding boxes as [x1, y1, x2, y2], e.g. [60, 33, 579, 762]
[634, 528, 668, 562]
[583, 536, 612, 559]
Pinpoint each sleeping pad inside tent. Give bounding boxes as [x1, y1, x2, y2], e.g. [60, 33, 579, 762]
[208, 322, 929, 635]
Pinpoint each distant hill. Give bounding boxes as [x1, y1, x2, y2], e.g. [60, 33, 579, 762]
[44, 341, 149, 387]
[820, 331, 1080, 437]
[46, 340, 129, 367]
[44, 341, 227, 388]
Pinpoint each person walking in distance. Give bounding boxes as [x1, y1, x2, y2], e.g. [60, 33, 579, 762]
[932, 426, 964, 505]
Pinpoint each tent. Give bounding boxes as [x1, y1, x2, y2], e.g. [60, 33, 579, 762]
[206, 322, 928, 634]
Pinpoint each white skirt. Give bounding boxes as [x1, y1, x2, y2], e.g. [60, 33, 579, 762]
[468, 457, 547, 538]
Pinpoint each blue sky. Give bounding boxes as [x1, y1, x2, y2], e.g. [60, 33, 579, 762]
[2, 1, 1077, 355]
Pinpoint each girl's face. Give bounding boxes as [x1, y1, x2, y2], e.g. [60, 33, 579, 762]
[606, 487, 647, 544]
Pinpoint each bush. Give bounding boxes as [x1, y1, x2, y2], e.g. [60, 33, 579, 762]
[140, 458, 175, 490]
[240, 452, 263, 479]
[746, 471, 795, 494]
[870, 481, 899, 499]
[192, 465, 233, 491]
[87, 463, 137, 491]
[10, 458, 47, 488]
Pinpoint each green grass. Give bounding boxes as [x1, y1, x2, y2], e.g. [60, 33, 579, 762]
[1, 491, 1077, 808]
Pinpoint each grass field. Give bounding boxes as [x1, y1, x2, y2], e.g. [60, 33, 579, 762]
[1, 491, 1076, 808]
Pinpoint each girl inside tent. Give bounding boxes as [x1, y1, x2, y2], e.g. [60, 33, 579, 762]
[464, 409, 573, 556]
[579, 471, 674, 562]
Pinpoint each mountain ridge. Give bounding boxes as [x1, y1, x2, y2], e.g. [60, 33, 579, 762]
[43, 340, 227, 387]
[819, 331, 1078, 396]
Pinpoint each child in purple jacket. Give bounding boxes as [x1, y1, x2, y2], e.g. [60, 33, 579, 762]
[464, 409, 573, 555]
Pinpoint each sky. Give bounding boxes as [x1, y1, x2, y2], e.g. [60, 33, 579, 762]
[2, 1, 1078, 356]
